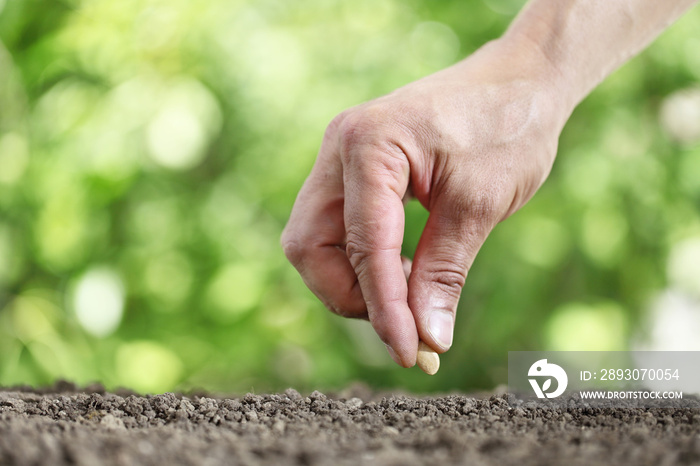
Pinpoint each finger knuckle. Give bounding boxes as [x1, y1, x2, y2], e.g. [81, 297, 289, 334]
[375, 144, 410, 178]
[329, 301, 368, 320]
[280, 229, 306, 268]
[344, 238, 369, 272]
[435, 270, 466, 299]
[324, 111, 351, 143]
[327, 282, 367, 319]
[338, 111, 372, 154]
[419, 263, 467, 301]
[336, 108, 411, 191]
[338, 108, 394, 151]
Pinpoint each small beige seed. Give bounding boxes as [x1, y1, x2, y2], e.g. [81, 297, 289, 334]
[416, 341, 440, 375]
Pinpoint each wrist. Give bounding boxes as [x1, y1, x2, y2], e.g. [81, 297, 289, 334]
[475, 35, 577, 134]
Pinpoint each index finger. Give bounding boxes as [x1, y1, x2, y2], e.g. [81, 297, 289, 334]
[341, 139, 418, 367]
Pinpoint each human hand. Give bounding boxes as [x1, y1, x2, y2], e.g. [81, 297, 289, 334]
[282, 37, 570, 368]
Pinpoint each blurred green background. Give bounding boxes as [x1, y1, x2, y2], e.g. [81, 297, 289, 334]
[1, 0, 699, 395]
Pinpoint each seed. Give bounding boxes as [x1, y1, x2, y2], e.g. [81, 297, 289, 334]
[416, 341, 440, 375]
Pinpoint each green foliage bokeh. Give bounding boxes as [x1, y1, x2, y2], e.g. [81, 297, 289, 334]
[0, 0, 699, 394]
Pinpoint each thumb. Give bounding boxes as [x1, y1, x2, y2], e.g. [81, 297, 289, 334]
[407, 199, 495, 352]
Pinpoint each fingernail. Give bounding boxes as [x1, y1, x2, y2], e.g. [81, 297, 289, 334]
[385, 344, 401, 365]
[428, 311, 454, 350]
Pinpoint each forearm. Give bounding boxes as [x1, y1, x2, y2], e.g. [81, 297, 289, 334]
[504, 0, 698, 114]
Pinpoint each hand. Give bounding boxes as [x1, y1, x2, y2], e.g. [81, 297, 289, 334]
[282, 38, 570, 367]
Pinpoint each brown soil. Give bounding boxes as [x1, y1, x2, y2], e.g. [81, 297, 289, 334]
[1, 382, 700, 466]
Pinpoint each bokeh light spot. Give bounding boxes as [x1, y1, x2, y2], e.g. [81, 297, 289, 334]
[636, 289, 700, 351]
[546, 302, 627, 351]
[34, 80, 100, 139]
[259, 295, 308, 329]
[660, 87, 700, 145]
[146, 79, 222, 170]
[205, 263, 266, 323]
[667, 237, 700, 297]
[239, 29, 309, 112]
[73, 267, 125, 338]
[148, 106, 206, 170]
[35, 190, 90, 270]
[116, 341, 183, 394]
[10, 295, 59, 343]
[0, 132, 29, 185]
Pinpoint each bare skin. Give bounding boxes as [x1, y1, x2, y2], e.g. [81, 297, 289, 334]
[282, 0, 699, 368]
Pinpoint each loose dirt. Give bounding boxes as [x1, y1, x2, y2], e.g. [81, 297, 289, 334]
[1, 382, 699, 465]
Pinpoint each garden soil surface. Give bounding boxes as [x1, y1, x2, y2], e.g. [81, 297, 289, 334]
[1, 381, 700, 465]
